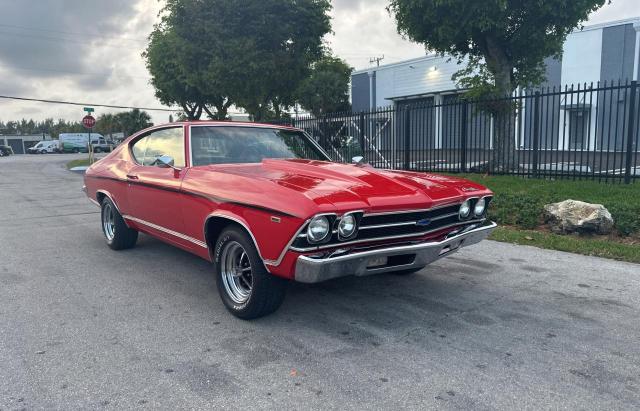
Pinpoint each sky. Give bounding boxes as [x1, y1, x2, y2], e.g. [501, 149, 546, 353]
[0, 0, 637, 126]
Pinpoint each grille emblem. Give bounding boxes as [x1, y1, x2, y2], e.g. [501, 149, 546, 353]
[416, 218, 431, 227]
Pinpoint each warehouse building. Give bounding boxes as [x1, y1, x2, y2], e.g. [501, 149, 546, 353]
[347, 18, 640, 171]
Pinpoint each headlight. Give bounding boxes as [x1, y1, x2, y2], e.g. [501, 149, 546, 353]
[307, 216, 330, 243]
[459, 200, 471, 219]
[474, 197, 486, 216]
[338, 214, 357, 238]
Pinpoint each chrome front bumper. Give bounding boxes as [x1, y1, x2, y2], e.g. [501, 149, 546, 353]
[294, 221, 497, 283]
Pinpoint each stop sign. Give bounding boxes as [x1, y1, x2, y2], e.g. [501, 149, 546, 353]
[82, 115, 96, 129]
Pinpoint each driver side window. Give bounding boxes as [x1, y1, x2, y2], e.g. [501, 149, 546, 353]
[130, 127, 185, 167]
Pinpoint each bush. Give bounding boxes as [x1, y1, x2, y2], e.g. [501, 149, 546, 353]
[457, 175, 640, 237]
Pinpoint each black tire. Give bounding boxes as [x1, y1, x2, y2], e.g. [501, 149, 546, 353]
[100, 197, 138, 250]
[73, 148, 80, 153]
[94, 147, 101, 153]
[392, 267, 424, 275]
[40, 150, 47, 154]
[214, 226, 287, 319]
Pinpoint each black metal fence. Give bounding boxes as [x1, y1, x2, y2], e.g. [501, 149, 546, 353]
[277, 80, 640, 183]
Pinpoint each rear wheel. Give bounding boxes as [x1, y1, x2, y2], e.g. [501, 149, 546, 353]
[73, 148, 80, 153]
[214, 227, 287, 319]
[101, 197, 138, 250]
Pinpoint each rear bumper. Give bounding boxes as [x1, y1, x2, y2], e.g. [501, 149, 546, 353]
[294, 221, 497, 283]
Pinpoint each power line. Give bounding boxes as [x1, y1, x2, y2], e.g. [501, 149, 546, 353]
[0, 94, 249, 116]
[0, 30, 147, 49]
[0, 94, 179, 112]
[0, 22, 148, 43]
[0, 63, 151, 81]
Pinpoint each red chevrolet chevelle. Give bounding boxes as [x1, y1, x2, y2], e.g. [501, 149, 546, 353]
[84, 122, 496, 318]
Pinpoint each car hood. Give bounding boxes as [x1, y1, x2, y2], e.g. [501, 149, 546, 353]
[198, 159, 490, 213]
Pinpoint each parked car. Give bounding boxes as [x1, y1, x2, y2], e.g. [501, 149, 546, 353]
[83, 122, 496, 319]
[0, 145, 13, 156]
[27, 140, 60, 154]
[91, 136, 115, 153]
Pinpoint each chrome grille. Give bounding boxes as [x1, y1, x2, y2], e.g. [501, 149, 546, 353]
[290, 197, 491, 252]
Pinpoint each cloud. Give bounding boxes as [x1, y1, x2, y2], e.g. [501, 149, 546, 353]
[0, 0, 636, 125]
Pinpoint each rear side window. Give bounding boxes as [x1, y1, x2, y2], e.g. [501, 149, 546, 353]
[130, 127, 185, 167]
[131, 136, 149, 164]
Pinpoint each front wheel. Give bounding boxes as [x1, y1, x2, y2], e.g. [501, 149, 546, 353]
[214, 227, 287, 319]
[101, 197, 138, 250]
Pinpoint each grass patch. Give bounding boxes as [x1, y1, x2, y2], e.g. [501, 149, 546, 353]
[66, 158, 91, 169]
[457, 174, 640, 237]
[489, 226, 640, 264]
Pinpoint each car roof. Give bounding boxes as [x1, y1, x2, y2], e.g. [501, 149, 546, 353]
[171, 120, 299, 130]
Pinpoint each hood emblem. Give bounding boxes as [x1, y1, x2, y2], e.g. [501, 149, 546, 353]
[462, 187, 479, 192]
[416, 218, 431, 227]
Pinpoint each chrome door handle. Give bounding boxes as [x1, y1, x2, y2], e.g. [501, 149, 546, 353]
[126, 174, 139, 180]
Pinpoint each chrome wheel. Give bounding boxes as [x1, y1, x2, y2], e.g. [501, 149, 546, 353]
[220, 241, 253, 304]
[102, 202, 116, 241]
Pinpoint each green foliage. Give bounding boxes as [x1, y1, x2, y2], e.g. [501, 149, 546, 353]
[458, 174, 640, 237]
[145, 0, 332, 121]
[297, 56, 353, 117]
[114, 109, 153, 137]
[144, 9, 231, 120]
[388, 0, 607, 96]
[0, 118, 84, 138]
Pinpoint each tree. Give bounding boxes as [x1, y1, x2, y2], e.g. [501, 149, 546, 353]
[147, 0, 332, 121]
[388, 0, 607, 170]
[115, 109, 153, 137]
[144, 25, 231, 120]
[297, 56, 352, 117]
[95, 113, 118, 140]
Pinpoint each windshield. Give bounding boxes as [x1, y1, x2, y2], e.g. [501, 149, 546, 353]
[190, 126, 328, 166]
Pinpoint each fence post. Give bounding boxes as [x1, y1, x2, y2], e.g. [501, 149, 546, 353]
[624, 80, 637, 184]
[404, 108, 411, 170]
[532, 91, 541, 177]
[358, 112, 365, 151]
[460, 102, 468, 173]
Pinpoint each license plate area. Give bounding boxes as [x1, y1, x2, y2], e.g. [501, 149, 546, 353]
[367, 256, 388, 268]
[367, 254, 415, 269]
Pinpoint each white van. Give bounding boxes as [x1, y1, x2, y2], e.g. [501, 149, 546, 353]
[27, 140, 60, 154]
[59, 133, 105, 153]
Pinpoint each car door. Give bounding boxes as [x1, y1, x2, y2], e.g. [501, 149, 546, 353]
[125, 126, 190, 246]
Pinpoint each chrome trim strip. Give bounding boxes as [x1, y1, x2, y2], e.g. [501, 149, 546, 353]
[203, 213, 269, 267]
[263, 217, 312, 266]
[290, 219, 486, 252]
[359, 221, 417, 230]
[430, 211, 460, 221]
[96, 190, 130, 228]
[188, 124, 332, 167]
[124, 215, 208, 249]
[363, 201, 461, 217]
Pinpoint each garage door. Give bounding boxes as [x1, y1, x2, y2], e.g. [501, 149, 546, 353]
[7, 139, 24, 154]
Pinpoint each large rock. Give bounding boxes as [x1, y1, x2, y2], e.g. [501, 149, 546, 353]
[544, 199, 614, 235]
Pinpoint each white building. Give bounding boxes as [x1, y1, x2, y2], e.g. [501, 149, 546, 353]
[352, 17, 640, 111]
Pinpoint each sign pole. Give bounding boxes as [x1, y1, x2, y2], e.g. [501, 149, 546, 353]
[83, 107, 96, 164]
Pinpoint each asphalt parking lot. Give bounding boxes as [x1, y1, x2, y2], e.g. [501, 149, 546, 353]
[1, 154, 639, 410]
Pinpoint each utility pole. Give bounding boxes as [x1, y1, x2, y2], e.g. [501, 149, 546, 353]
[369, 55, 385, 67]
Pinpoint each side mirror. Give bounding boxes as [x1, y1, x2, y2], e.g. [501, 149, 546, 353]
[352, 156, 365, 166]
[155, 155, 176, 169]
